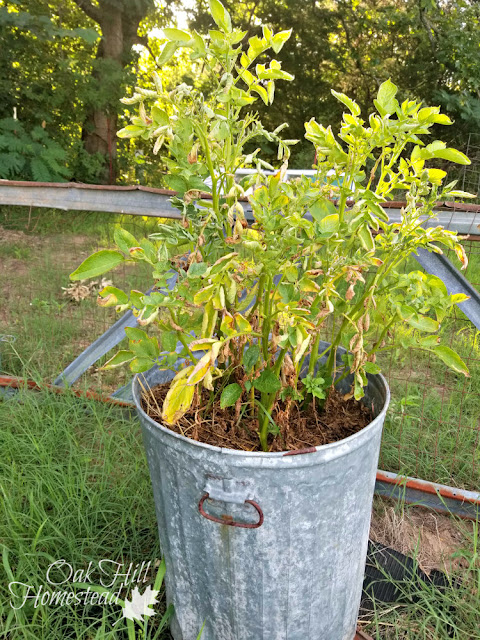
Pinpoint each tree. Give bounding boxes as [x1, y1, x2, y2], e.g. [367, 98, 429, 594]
[0, 1, 101, 180]
[417, 0, 480, 136]
[71, 0, 157, 182]
[1, 0, 175, 183]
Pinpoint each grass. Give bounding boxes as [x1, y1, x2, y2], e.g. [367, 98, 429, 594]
[1, 384, 479, 639]
[0, 244, 31, 260]
[0, 379, 171, 639]
[379, 314, 480, 488]
[364, 554, 480, 640]
[0, 207, 153, 387]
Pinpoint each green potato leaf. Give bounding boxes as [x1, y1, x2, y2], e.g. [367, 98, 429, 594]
[70, 250, 124, 281]
[220, 383, 243, 408]
[253, 368, 281, 394]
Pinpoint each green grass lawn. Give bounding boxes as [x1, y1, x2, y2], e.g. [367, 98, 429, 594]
[1, 386, 479, 639]
[361, 534, 480, 639]
[0, 387, 170, 639]
[379, 316, 480, 487]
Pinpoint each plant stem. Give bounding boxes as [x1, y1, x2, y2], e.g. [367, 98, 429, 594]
[369, 318, 395, 357]
[308, 332, 322, 375]
[261, 275, 272, 361]
[258, 346, 288, 451]
[338, 191, 347, 225]
[250, 274, 265, 317]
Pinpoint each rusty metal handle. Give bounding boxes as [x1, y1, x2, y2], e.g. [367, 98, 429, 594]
[198, 493, 264, 529]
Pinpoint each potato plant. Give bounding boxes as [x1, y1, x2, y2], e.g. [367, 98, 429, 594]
[71, 0, 472, 451]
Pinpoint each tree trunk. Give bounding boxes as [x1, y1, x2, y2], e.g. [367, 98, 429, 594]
[75, 1, 148, 184]
[81, 13, 123, 183]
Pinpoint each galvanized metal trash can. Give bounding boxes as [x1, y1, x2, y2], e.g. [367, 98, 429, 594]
[133, 344, 390, 640]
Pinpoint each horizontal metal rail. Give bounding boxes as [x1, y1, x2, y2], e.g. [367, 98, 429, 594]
[1, 179, 480, 234]
[0, 375, 132, 408]
[0, 180, 182, 218]
[375, 470, 480, 520]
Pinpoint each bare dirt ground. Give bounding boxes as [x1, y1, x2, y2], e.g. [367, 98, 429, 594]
[0, 224, 141, 391]
[0, 227, 33, 323]
[370, 496, 473, 574]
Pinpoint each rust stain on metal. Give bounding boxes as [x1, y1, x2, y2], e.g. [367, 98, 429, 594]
[221, 514, 234, 524]
[445, 200, 480, 213]
[198, 493, 264, 529]
[376, 470, 480, 506]
[283, 446, 317, 456]
[0, 179, 176, 195]
[0, 375, 132, 407]
[355, 630, 373, 640]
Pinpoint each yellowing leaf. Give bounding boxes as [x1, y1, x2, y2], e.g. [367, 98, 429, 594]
[250, 84, 268, 105]
[298, 277, 320, 292]
[157, 41, 178, 66]
[435, 148, 470, 165]
[446, 190, 476, 199]
[331, 90, 361, 116]
[201, 301, 218, 337]
[209, 0, 232, 32]
[358, 224, 375, 252]
[271, 29, 292, 53]
[130, 357, 154, 373]
[294, 334, 311, 365]
[406, 314, 439, 333]
[162, 367, 195, 424]
[234, 313, 252, 333]
[451, 293, 469, 305]
[117, 125, 144, 139]
[427, 168, 447, 185]
[267, 80, 275, 103]
[98, 286, 128, 307]
[375, 79, 398, 116]
[220, 314, 236, 337]
[194, 284, 216, 305]
[101, 350, 134, 370]
[187, 353, 212, 385]
[432, 346, 469, 377]
[454, 244, 468, 270]
[319, 213, 339, 234]
[212, 286, 226, 310]
[431, 113, 453, 125]
[190, 338, 217, 351]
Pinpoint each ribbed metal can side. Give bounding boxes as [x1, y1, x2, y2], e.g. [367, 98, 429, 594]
[133, 346, 390, 640]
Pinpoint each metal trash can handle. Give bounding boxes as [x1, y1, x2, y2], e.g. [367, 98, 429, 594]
[198, 493, 264, 529]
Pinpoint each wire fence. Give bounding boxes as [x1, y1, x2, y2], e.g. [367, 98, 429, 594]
[460, 133, 480, 199]
[0, 204, 479, 492]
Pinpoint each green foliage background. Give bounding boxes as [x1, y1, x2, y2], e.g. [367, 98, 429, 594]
[1, 0, 480, 184]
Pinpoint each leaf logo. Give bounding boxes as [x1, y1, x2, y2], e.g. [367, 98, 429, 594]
[122, 585, 159, 622]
